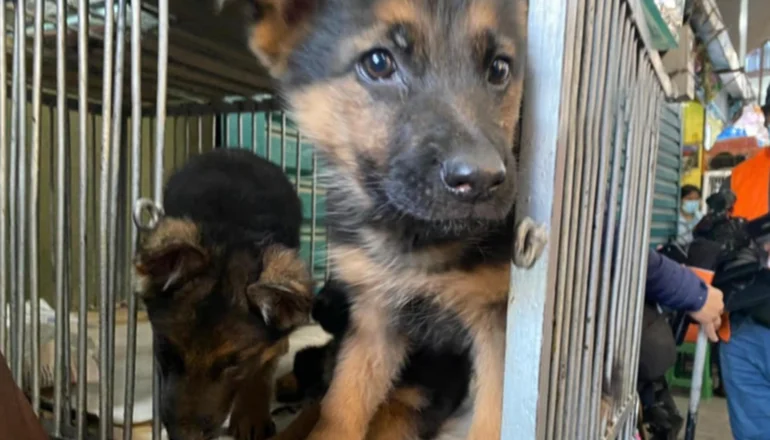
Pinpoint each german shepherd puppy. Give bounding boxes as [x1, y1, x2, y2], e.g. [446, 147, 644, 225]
[134, 148, 314, 440]
[215, 1, 547, 439]
[274, 278, 473, 439]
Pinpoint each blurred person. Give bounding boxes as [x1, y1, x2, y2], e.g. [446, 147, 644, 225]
[677, 185, 704, 246]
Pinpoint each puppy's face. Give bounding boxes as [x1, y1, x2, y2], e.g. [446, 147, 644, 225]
[135, 218, 313, 440]
[225, 0, 526, 236]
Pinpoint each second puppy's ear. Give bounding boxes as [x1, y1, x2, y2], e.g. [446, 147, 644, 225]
[246, 244, 314, 333]
[217, 0, 318, 77]
[134, 218, 208, 295]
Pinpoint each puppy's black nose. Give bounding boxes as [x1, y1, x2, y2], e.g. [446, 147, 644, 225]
[440, 154, 506, 200]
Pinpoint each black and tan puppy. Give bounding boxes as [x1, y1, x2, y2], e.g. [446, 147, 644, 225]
[134, 148, 314, 440]
[215, 1, 548, 439]
[274, 278, 472, 440]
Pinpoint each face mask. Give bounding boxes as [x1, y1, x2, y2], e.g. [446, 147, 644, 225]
[682, 200, 700, 215]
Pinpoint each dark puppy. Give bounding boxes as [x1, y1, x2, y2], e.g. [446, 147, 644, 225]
[215, 1, 548, 439]
[275, 278, 472, 439]
[134, 148, 314, 440]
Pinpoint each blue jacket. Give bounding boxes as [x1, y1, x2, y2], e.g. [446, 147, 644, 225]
[646, 249, 708, 312]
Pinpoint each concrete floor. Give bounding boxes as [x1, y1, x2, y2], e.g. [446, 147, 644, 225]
[673, 394, 732, 440]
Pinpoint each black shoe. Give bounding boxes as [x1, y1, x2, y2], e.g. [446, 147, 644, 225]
[644, 403, 683, 440]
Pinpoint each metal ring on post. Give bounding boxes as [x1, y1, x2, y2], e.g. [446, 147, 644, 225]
[132, 198, 164, 232]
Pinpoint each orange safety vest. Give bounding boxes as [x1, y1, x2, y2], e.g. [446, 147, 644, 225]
[731, 148, 770, 221]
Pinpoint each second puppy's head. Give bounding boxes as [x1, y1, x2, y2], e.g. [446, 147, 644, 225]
[135, 218, 313, 440]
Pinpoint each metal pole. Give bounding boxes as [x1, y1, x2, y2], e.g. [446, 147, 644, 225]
[759, 40, 767, 107]
[123, 2, 144, 438]
[153, 0, 170, 437]
[98, 0, 116, 436]
[30, 0, 45, 417]
[684, 329, 710, 440]
[53, 0, 68, 431]
[310, 151, 318, 277]
[108, 4, 130, 432]
[0, 0, 7, 357]
[76, 0, 91, 434]
[12, 0, 28, 386]
[738, 0, 748, 65]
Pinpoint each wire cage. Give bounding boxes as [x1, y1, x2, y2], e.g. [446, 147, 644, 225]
[0, 0, 326, 438]
[0, 0, 669, 439]
[504, 0, 668, 439]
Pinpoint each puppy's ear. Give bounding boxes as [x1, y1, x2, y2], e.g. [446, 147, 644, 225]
[217, 0, 317, 76]
[246, 244, 313, 332]
[135, 218, 208, 293]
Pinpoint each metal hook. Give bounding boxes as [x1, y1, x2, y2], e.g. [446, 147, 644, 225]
[133, 198, 164, 232]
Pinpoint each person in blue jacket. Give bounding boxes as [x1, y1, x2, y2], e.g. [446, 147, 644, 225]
[638, 248, 725, 439]
[646, 248, 724, 341]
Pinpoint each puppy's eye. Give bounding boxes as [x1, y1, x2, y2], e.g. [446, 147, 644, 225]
[487, 57, 511, 86]
[359, 49, 397, 81]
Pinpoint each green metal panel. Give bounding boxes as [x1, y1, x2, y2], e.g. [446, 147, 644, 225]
[650, 103, 683, 248]
[223, 111, 329, 284]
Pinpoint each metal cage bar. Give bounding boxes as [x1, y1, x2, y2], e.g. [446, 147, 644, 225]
[75, 0, 91, 436]
[505, 0, 667, 438]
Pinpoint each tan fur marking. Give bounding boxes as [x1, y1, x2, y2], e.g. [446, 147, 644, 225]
[373, 0, 418, 25]
[336, 26, 390, 65]
[272, 388, 425, 440]
[465, 310, 506, 440]
[261, 245, 314, 298]
[287, 81, 393, 211]
[246, 0, 313, 76]
[465, 1, 497, 35]
[247, 246, 313, 332]
[364, 387, 424, 440]
[306, 304, 407, 440]
[330, 244, 511, 310]
[288, 80, 393, 167]
[141, 217, 200, 251]
[499, 80, 524, 134]
[134, 217, 204, 279]
[390, 387, 427, 410]
[261, 337, 291, 365]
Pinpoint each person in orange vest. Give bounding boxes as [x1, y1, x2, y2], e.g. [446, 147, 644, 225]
[718, 99, 770, 440]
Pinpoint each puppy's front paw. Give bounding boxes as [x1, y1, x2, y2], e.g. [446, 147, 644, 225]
[228, 411, 276, 440]
[228, 414, 276, 440]
[512, 217, 548, 269]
